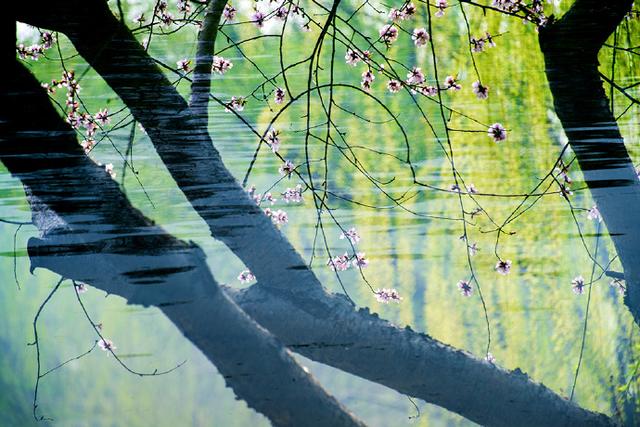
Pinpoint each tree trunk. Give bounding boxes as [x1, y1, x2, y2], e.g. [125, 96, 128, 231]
[539, 0, 640, 324]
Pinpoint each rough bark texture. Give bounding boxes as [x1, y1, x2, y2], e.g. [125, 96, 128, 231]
[13, 1, 620, 425]
[539, 0, 640, 325]
[0, 60, 365, 427]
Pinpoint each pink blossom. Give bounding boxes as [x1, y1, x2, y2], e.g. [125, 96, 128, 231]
[411, 28, 430, 47]
[610, 278, 626, 295]
[435, 0, 448, 17]
[81, 139, 95, 154]
[472, 81, 489, 99]
[352, 252, 369, 268]
[488, 123, 507, 142]
[105, 163, 116, 179]
[387, 80, 402, 93]
[252, 11, 265, 28]
[212, 56, 233, 74]
[328, 253, 351, 271]
[225, 96, 246, 112]
[94, 109, 110, 126]
[402, 3, 417, 18]
[471, 37, 485, 53]
[345, 49, 361, 66]
[361, 70, 375, 91]
[406, 67, 425, 85]
[379, 24, 399, 44]
[267, 129, 281, 153]
[279, 160, 295, 176]
[177, 59, 191, 72]
[98, 338, 116, 352]
[419, 85, 438, 96]
[388, 8, 404, 21]
[271, 209, 288, 225]
[444, 75, 462, 91]
[74, 282, 88, 294]
[495, 259, 512, 275]
[457, 280, 473, 297]
[274, 87, 286, 105]
[587, 205, 602, 223]
[223, 4, 237, 20]
[571, 275, 585, 295]
[468, 242, 478, 256]
[340, 227, 361, 244]
[177, 0, 191, 13]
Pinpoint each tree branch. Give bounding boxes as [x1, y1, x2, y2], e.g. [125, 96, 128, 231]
[189, 0, 227, 115]
[539, 0, 640, 325]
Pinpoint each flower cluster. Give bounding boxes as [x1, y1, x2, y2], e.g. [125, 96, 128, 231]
[361, 69, 375, 91]
[279, 160, 295, 177]
[492, 0, 548, 27]
[379, 25, 399, 45]
[327, 251, 369, 271]
[471, 33, 497, 53]
[156, 1, 175, 27]
[238, 270, 256, 283]
[16, 31, 55, 61]
[264, 208, 289, 225]
[327, 227, 368, 272]
[282, 185, 304, 203]
[388, 2, 416, 22]
[223, 4, 237, 21]
[374, 288, 402, 303]
[42, 71, 113, 155]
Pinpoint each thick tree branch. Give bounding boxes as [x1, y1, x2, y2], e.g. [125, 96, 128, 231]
[189, 0, 227, 115]
[0, 60, 365, 427]
[539, 0, 640, 324]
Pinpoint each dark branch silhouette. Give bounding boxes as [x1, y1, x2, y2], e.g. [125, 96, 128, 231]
[540, 0, 640, 325]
